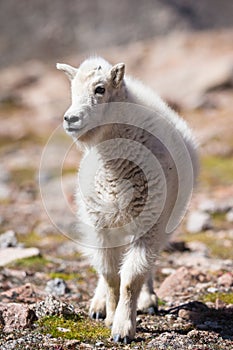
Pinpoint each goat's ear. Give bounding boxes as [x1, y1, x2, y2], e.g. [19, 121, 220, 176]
[109, 63, 125, 87]
[56, 63, 78, 80]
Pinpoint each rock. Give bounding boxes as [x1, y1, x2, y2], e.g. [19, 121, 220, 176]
[169, 250, 233, 271]
[95, 341, 105, 347]
[157, 267, 193, 299]
[0, 230, 18, 248]
[178, 309, 201, 323]
[186, 210, 212, 233]
[199, 199, 232, 214]
[226, 209, 233, 223]
[186, 241, 209, 256]
[33, 295, 75, 319]
[0, 247, 40, 266]
[0, 183, 11, 201]
[178, 302, 208, 324]
[0, 167, 11, 183]
[0, 302, 36, 333]
[207, 287, 219, 293]
[45, 278, 69, 296]
[217, 272, 233, 287]
[0, 283, 41, 303]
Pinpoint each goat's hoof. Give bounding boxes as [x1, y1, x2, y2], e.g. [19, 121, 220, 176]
[112, 334, 132, 344]
[147, 305, 158, 315]
[123, 336, 131, 344]
[90, 311, 105, 320]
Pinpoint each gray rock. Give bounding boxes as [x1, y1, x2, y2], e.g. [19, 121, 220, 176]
[0, 230, 18, 248]
[0, 167, 11, 183]
[33, 295, 74, 319]
[45, 278, 69, 296]
[186, 210, 212, 233]
[199, 199, 232, 214]
[226, 209, 233, 223]
[0, 183, 10, 201]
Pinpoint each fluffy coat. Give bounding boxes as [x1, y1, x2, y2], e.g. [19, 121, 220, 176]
[57, 57, 198, 343]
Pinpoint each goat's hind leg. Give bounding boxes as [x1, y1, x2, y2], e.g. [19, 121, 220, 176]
[137, 270, 158, 315]
[90, 275, 106, 320]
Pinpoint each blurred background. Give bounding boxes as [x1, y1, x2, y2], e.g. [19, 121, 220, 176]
[0, 0, 233, 349]
[0, 1, 233, 344]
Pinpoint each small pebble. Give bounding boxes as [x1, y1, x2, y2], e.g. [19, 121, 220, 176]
[45, 278, 69, 296]
[226, 209, 233, 223]
[95, 341, 104, 347]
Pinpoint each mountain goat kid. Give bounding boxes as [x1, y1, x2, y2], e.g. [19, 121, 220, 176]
[57, 57, 198, 343]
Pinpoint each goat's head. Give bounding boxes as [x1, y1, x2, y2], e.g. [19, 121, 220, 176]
[57, 57, 126, 143]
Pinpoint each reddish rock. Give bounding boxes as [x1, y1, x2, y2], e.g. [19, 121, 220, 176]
[0, 302, 36, 333]
[217, 272, 233, 287]
[157, 267, 193, 298]
[178, 302, 208, 324]
[178, 309, 201, 323]
[0, 283, 43, 303]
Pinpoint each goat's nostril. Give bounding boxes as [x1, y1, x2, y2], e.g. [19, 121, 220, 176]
[69, 115, 80, 123]
[64, 115, 80, 123]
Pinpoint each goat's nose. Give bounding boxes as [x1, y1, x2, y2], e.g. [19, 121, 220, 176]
[64, 115, 80, 123]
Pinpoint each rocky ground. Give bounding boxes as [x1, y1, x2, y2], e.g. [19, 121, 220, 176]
[0, 30, 233, 349]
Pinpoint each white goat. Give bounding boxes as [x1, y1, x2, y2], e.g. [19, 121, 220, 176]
[57, 57, 198, 343]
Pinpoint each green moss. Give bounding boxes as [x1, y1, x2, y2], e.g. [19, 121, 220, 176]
[181, 232, 233, 260]
[211, 212, 230, 230]
[37, 314, 110, 341]
[19, 231, 41, 247]
[8, 255, 51, 271]
[200, 155, 233, 187]
[87, 266, 97, 274]
[158, 298, 166, 306]
[62, 167, 77, 176]
[10, 167, 36, 185]
[48, 272, 83, 281]
[202, 292, 233, 304]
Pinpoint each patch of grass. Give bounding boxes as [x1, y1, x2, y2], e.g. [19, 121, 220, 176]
[48, 272, 83, 281]
[7, 255, 52, 271]
[19, 231, 41, 247]
[10, 167, 36, 185]
[158, 298, 166, 306]
[181, 232, 233, 260]
[200, 155, 233, 187]
[37, 314, 110, 341]
[87, 266, 97, 274]
[211, 212, 230, 230]
[62, 167, 77, 176]
[202, 292, 233, 304]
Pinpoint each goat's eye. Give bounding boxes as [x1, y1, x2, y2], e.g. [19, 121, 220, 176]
[95, 86, 105, 95]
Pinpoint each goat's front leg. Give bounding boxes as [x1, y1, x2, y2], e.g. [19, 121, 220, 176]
[111, 245, 151, 343]
[88, 247, 120, 327]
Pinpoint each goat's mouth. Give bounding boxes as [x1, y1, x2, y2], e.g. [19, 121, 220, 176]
[66, 127, 80, 132]
[64, 119, 86, 133]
